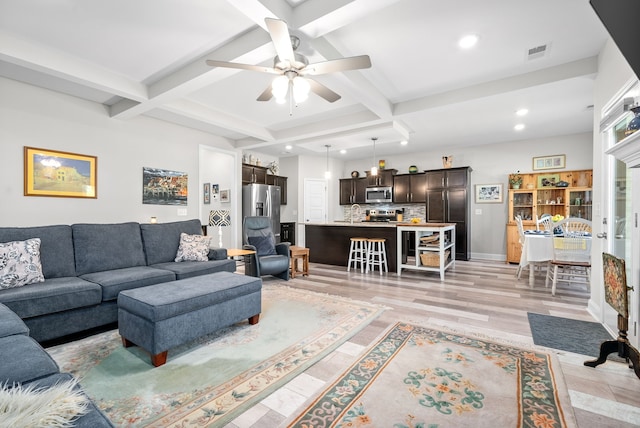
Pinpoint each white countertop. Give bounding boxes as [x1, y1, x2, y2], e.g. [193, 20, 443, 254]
[305, 221, 398, 227]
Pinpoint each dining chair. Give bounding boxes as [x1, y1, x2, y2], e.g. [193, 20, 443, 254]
[515, 215, 546, 282]
[535, 214, 554, 232]
[555, 217, 592, 236]
[545, 234, 591, 296]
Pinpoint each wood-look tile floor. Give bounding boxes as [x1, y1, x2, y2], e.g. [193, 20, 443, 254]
[227, 260, 640, 428]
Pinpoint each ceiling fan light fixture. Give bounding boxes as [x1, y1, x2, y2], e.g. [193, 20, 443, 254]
[272, 75, 288, 100]
[293, 76, 310, 103]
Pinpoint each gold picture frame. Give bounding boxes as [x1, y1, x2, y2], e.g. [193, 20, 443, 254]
[24, 146, 97, 198]
[532, 154, 566, 170]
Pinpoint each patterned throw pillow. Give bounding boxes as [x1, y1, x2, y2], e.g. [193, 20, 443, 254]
[174, 233, 211, 262]
[0, 238, 45, 289]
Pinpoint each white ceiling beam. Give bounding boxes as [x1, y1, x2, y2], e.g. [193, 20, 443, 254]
[394, 57, 599, 116]
[225, 0, 293, 27]
[0, 30, 147, 100]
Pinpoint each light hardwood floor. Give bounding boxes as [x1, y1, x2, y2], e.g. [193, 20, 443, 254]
[228, 259, 640, 428]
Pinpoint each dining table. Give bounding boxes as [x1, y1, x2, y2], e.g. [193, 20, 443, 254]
[519, 231, 592, 287]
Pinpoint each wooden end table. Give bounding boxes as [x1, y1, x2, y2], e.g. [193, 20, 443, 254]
[289, 245, 310, 278]
[227, 248, 257, 276]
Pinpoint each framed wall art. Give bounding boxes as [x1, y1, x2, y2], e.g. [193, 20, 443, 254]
[537, 173, 561, 188]
[220, 189, 230, 203]
[142, 167, 188, 205]
[475, 183, 503, 203]
[203, 183, 210, 204]
[24, 146, 97, 198]
[533, 154, 566, 170]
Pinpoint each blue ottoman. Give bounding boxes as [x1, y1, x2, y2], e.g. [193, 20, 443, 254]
[117, 271, 262, 366]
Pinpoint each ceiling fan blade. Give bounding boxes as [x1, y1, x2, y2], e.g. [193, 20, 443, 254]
[302, 55, 372, 76]
[205, 60, 279, 74]
[308, 79, 341, 103]
[265, 18, 295, 64]
[257, 85, 273, 102]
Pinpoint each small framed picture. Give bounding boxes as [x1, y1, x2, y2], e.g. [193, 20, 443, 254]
[220, 189, 230, 203]
[532, 154, 565, 170]
[203, 183, 210, 204]
[537, 173, 561, 188]
[475, 184, 503, 203]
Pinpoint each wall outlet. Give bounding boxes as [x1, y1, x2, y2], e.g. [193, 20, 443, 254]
[177, 208, 187, 216]
[475, 209, 482, 215]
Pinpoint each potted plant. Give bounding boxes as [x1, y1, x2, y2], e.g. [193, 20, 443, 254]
[509, 171, 523, 189]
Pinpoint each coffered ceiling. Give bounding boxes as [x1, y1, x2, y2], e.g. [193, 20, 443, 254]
[0, 0, 608, 160]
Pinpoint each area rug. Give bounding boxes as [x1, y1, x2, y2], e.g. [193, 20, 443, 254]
[288, 322, 576, 428]
[528, 312, 615, 358]
[47, 284, 385, 427]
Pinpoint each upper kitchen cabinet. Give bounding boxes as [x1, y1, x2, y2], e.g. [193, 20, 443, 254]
[266, 174, 288, 205]
[339, 178, 367, 205]
[242, 163, 268, 185]
[366, 169, 397, 187]
[393, 173, 427, 203]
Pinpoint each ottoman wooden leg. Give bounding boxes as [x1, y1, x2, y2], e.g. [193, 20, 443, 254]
[151, 351, 168, 367]
[122, 337, 135, 348]
[248, 314, 260, 325]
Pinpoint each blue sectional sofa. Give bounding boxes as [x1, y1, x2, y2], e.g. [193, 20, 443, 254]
[0, 219, 235, 342]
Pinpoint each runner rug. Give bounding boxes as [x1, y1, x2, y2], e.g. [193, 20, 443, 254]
[47, 284, 385, 427]
[288, 322, 577, 428]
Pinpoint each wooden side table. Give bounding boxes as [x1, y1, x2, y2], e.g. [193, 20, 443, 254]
[289, 245, 309, 278]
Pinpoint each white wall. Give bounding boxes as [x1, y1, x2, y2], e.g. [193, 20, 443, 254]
[0, 77, 236, 227]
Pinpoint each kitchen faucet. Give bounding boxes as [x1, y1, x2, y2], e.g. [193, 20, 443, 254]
[350, 204, 361, 224]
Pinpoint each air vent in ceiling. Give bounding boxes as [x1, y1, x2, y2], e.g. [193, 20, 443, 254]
[526, 43, 551, 61]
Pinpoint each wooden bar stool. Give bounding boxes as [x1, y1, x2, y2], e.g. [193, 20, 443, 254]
[366, 238, 388, 275]
[347, 237, 368, 273]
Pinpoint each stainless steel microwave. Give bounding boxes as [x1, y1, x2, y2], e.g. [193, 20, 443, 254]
[365, 186, 393, 203]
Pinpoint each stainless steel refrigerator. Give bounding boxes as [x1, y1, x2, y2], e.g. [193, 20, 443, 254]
[242, 184, 281, 242]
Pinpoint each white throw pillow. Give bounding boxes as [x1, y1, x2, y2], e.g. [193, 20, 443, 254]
[0, 380, 89, 428]
[174, 233, 211, 262]
[0, 238, 45, 289]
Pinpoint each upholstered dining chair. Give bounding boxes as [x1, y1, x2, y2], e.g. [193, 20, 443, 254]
[242, 216, 290, 280]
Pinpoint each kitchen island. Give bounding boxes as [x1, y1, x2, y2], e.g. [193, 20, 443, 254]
[304, 222, 456, 279]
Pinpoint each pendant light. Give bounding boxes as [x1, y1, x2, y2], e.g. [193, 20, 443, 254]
[324, 144, 331, 179]
[370, 137, 378, 176]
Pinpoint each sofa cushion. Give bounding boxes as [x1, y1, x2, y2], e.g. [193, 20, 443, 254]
[23, 373, 114, 427]
[0, 335, 59, 384]
[0, 238, 45, 289]
[0, 225, 76, 279]
[150, 259, 236, 280]
[174, 233, 211, 262]
[80, 266, 176, 301]
[140, 219, 203, 265]
[0, 302, 29, 337]
[72, 222, 146, 275]
[0, 277, 103, 319]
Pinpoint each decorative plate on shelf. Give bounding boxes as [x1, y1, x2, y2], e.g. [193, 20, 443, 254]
[351, 170, 360, 178]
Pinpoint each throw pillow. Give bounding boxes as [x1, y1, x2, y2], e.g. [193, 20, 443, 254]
[0, 379, 89, 427]
[0, 238, 45, 290]
[248, 236, 277, 256]
[174, 233, 211, 262]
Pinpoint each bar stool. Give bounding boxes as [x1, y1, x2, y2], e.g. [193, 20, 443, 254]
[366, 238, 388, 275]
[347, 237, 368, 273]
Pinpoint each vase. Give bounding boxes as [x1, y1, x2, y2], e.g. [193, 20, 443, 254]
[408, 165, 418, 174]
[512, 183, 521, 189]
[442, 156, 452, 168]
[625, 106, 640, 136]
[378, 160, 386, 170]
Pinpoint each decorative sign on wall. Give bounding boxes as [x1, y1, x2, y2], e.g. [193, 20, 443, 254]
[203, 183, 210, 204]
[142, 167, 188, 205]
[24, 146, 97, 198]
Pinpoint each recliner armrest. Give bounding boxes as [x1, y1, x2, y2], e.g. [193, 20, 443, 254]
[275, 242, 290, 257]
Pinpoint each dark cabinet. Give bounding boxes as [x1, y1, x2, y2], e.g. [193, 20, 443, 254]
[242, 164, 268, 185]
[339, 178, 366, 205]
[280, 222, 295, 245]
[425, 167, 471, 261]
[393, 173, 426, 203]
[366, 169, 397, 187]
[266, 174, 288, 205]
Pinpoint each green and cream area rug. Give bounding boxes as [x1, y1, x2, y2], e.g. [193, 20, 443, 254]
[289, 322, 576, 428]
[47, 284, 384, 427]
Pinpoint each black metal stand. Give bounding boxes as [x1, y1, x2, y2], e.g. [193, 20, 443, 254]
[584, 314, 640, 379]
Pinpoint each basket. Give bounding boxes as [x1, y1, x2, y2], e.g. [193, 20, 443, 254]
[420, 250, 450, 267]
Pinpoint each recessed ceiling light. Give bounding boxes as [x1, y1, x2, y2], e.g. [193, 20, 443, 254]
[458, 34, 479, 49]
[285, 145, 292, 150]
[516, 108, 529, 116]
[514, 123, 525, 131]
[340, 149, 346, 154]
[400, 140, 408, 146]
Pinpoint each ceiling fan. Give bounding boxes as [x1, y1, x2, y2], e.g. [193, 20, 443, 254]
[205, 18, 371, 104]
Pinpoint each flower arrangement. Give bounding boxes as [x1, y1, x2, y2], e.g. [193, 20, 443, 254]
[267, 161, 279, 175]
[509, 171, 523, 188]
